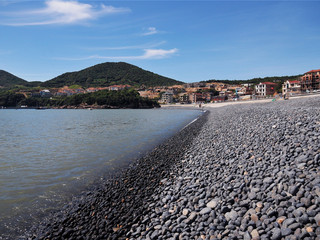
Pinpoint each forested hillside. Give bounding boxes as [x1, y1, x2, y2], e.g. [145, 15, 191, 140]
[0, 70, 28, 87]
[41, 62, 183, 88]
[203, 75, 301, 85]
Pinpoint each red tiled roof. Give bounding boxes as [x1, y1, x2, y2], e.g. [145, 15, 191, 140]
[289, 80, 300, 84]
[306, 69, 320, 74]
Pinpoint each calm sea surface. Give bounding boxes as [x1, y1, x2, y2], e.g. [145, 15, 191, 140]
[0, 108, 202, 239]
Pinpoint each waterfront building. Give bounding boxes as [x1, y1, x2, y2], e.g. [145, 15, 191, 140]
[39, 89, 52, 98]
[242, 87, 254, 96]
[282, 80, 301, 96]
[178, 93, 190, 104]
[189, 92, 212, 103]
[161, 92, 174, 104]
[189, 93, 204, 103]
[255, 82, 277, 96]
[300, 69, 320, 91]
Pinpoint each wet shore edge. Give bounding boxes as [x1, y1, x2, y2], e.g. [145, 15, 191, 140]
[23, 110, 209, 239]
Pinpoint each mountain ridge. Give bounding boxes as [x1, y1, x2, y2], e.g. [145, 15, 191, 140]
[0, 70, 29, 87]
[0, 62, 183, 88]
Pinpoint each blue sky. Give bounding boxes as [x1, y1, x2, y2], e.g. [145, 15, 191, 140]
[0, 0, 319, 83]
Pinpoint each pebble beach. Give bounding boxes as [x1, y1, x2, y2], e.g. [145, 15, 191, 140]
[27, 96, 320, 240]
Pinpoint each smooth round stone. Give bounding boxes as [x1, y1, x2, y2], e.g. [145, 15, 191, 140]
[225, 210, 239, 221]
[182, 209, 189, 216]
[200, 207, 212, 215]
[281, 228, 292, 236]
[271, 228, 281, 240]
[206, 199, 219, 209]
[251, 229, 259, 239]
[248, 192, 257, 200]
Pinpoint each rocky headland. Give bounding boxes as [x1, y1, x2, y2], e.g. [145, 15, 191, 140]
[26, 96, 320, 240]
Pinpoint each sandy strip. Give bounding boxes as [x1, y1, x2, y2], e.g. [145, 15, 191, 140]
[161, 93, 320, 109]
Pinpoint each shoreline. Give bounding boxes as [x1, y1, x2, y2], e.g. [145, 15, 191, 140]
[24, 110, 209, 239]
[25, 96, 320, 239]
[161, 93, 320, 109]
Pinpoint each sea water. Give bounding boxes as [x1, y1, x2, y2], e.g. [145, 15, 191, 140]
[0, 108, 202, 239]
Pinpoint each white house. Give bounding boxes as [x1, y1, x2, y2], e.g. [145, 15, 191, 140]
[282, 80, 301, 96]
[255, 82, 277, 96]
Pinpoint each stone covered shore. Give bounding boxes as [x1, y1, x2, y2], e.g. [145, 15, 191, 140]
[27, 96, 320, 239]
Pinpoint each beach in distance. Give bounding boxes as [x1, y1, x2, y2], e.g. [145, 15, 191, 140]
[24, 94, 320, 239]
[161, 93, 320, 109]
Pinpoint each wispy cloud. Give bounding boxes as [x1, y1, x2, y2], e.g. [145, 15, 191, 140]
[142, 27, 159, 36]
[56, 48, 178, 61]
[83, 41, 166, 51]
[1, 0, 130, 26]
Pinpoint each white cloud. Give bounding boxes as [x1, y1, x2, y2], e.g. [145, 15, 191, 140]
[141, 49, 178, 59]
[1, 0, 130, 26]
[142, 27, 158, 36]
[83, 41, 166, 51]
[56, 48, 178, 60]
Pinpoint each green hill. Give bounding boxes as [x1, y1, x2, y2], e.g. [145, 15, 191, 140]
[203, 75, 301, 85]
[0, 70, 28, 87]
[42, 62, 183, 88]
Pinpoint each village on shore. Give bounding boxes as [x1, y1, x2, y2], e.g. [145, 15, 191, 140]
[17, 69, 319, 106]
[150, 69, 320, 104]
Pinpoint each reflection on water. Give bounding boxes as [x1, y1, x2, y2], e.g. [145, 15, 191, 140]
[0, 108, 201, 238]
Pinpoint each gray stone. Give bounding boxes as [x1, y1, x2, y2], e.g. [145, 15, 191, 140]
[282, 218, 295, 228]
[280, 228, 292, 236]
[182, 208, 189, 216]
[244, 231, 251, 240]
[206, 199, 219, 209]
[251, 229, 259, 239]
[154, 225, 162, 230]
[301, 197, 311, 207]
[288, 185, 299, 195]
[150, 230, 159, 240]
[271, 228, 281, 240]
[199, 207, 211, 215]
[314, 213, 320, 226]
[298, 214, 309, 224]
[185, 212, 197, 224]
[263, 177, 273, 184]
[292, 209, 303, 218]
[287, 223, 301, 231]
[248, 191, 257, 200]
[225, 210, 239, 221]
